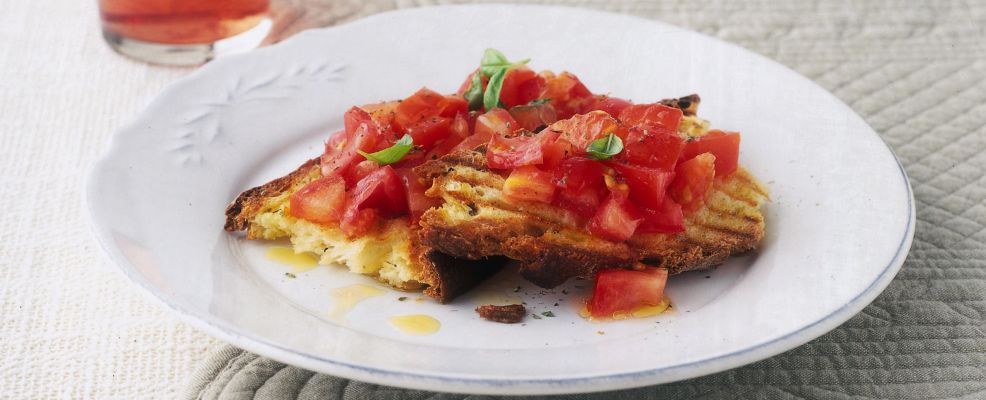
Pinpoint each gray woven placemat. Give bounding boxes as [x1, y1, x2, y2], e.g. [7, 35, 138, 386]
[183, 0, 986, 398]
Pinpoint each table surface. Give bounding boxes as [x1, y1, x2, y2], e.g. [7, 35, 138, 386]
[2, 0, 985, 398]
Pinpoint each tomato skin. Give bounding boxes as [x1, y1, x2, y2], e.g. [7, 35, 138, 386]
[609, 162, 675, 211]
[585, 96, 633, 117]
[344, 159, 380, 186]
[508, 104, 558, 132]
[394, 88, 457, 132]
[487, 130, 560, 170]
[321, 107, 384, 178]
[500, 67, 545, 107]
[540, 138, 573, 170]
[289, 175, 347, 224]
[636, 197, 685, 234]
[440, 96, 468, 118]
[503, 165, 556, 203]
[588, 267, 668, 318]
[669, 152, 716, 213]
[551, 157, 606, 215]
[395, 168, 441, 222]
[346, 166, 408, 217]
[587, 193, 645, 242]
[682, 130, 740, 177]
[618, 125, 684, 171]
[538, 71, 594, 119]
[545, 110, 620, 152]
[618, 104, 683, 131]
[474, 108, 520, 139]
[406, 116, 451, 150]
[360, 101, 399, 130]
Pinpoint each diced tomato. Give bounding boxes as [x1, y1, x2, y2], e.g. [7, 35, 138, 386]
[587, 193, 644, 242]
[540, 138, 573, 170]
[618, 104, 682, 131]
[289, 175, 347, 224]
[321, 107, 384, 178]
[449, 131, 492, 153]
[669, 152, 716, 213]
[474, 108, 520, 138]
[508, 104, 558, 132]
[553, 158, 608, 214]
[346, 166, 408, 216]
[340, 208, 378, 238]
[538, 71, 594, 119]
[360, 101, 399, 129]
[487, 130, 560, 170]
[394, 88, 461, 131]
[500, 67, 545, 107]
[609, 162, 674, 210]
[682, 130, 740, 177]
[545, 110, 619, 152]
[395, 168, 441, 222]
[588, 267, 668, 319]
[553, 157, 606, 191]
[406, 116, 451, 150]
[449, 113, 471, 141]
[344, 159, 380, 186]
[503, 165, 556, 203]
[585, 96, 633, 117]
[440, 96, 468, 118]
[636, 198, 685, 234]
[618, 125, 685, 171]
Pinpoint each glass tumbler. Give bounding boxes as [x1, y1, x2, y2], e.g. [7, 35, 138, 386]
[99, 0, 271, 65]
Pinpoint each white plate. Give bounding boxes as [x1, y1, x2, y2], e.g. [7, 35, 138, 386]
[86, 5, 914, 395]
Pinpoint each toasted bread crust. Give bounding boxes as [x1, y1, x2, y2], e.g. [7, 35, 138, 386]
[416, 148, 767, 288]
[224, 158, 320, 233]
[223, 158, 504, 303]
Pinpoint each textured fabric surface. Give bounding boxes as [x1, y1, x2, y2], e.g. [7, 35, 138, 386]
[1, 0, 983, 399]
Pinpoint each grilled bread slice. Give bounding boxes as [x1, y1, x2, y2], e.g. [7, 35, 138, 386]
[224, 158, 504, 303]
[415, 119, 768, 288]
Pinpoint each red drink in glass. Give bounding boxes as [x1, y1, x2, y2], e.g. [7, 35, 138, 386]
[99, 0, 270, 65]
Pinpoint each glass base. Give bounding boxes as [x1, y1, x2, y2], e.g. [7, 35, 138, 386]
[102, 18, 272, 66]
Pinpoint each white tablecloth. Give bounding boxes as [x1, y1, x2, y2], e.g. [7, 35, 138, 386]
[3, 0, 985, 398]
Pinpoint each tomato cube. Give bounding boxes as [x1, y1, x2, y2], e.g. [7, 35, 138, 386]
[545, 110, 620, 152]
[394, 88, 454, 131]
[609, 162, 675, 211]
[587, 193, 644, 242]
[406, 116, 451, 150]
[289, 175, 347, 224]
[503, 165, 556, 203]
[669, 152, 716, 213]
[508, 103, 558, 132]
[618, 104, 682, 131]
[636, 197, 685, 234]
[500, 67, 545, 108]
[487, 130, 560, 170]
[474, 108, 520, 138]
[618, 125, 685, 171]
[682, 130, 740, 177]
[395, 168, 441, 222]
[588, 267, 668, 319]
[584, 96, 633, 117]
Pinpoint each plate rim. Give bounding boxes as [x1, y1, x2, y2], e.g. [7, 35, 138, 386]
[85, 3, 916, 395]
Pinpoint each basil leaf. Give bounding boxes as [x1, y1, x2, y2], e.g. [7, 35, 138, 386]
[585, 133, 623, 160]
[483, 68, 507, 111]
[358, 134, 413, 165]
[527, 98, 552, 105]
[480, 48, 529, 77]
[463, 72, 484, 111]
